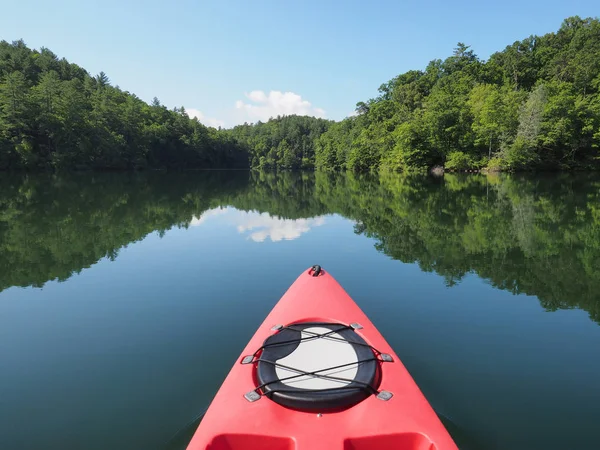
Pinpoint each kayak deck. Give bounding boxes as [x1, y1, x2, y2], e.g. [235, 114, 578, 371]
[187, 266, 458, 450]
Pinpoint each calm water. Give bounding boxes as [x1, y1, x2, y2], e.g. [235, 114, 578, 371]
[1, 171, 599, 450]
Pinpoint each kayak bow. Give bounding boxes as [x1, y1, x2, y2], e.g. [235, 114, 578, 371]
[187, 265, 458, 450]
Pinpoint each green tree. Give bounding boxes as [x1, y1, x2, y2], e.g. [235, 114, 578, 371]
[468, 84, 504, 158]
[2, 16, 600, 173]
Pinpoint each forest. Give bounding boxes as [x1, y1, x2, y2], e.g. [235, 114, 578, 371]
[0, 39, 330, 170]
[1, 171, 599, 323]
[1, 16, 599, 171]
[228, 115, 331, 170]
[315, 16, 600, 172]
[0, 41, 248, 170]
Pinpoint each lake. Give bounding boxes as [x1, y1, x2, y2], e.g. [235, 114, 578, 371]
[1, 170, 599, 450]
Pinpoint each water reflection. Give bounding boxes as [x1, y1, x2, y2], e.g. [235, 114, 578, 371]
[189, 208, 229, 227]
[1, 170, 599, 323]
[189, 207, 326, 242]
[235, 212, 326, 242]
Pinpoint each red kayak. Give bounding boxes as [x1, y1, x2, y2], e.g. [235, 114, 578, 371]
[187, 266, 458, 450]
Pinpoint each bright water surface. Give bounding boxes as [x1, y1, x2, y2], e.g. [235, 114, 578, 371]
[1, 171, 599, 450]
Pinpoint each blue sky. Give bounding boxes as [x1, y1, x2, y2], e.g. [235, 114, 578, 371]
[1, 0, 598, 128]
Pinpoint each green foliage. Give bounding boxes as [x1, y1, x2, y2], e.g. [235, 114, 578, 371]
[314, 16, 600, 172]
[315, 120, 354, 169]
[517, 84, 547, 143]
[467, 84, 524, 159]
[226, 115, 331, 170]
[445, 151, 476, 170]
[0, 40, 248, 170]
[499, 136, 539, 171]
[382, 119, 432, 170]
[2, 16, 600, 172]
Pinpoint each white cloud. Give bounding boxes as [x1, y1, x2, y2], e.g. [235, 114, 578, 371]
[236, 212, 326, 242]
[184, 90, 326, 128]
[234, 90, 326, 123]
[185, 108, 225, 129]
[189, 208, 229, 227]
[187, 207, 326, 242]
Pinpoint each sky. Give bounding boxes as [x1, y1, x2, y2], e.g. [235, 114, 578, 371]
[1, 0, 598, 128]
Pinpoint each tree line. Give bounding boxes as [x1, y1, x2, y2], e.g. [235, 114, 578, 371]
[0, 39, 332, 171]
[0, 40, 247, 170]
[227, 115, 331, 170]
[315, 16, 600, 172]
[1, 15, 599, 172]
